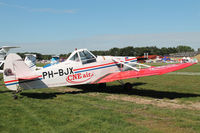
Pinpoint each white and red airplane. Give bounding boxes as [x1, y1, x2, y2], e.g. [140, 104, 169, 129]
[3, 49, 195, 98]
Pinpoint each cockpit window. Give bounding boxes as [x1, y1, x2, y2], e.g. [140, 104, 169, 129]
[79, 50, 96, 64]
[69, 53, 79, 62]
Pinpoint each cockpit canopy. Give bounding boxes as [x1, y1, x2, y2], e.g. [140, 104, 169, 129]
[68, 49, 96, 64]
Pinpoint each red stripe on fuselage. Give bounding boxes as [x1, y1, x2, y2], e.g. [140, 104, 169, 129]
[4, 80, 19, 84]
[4, 75, 42, 84]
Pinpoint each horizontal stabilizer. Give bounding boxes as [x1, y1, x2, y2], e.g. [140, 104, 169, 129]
[17, 75, 41, 80]
[95, 63, 195, 83]
[13, 60, 40, 80]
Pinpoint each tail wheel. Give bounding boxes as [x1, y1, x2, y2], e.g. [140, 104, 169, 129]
[13, 95, 18, 100]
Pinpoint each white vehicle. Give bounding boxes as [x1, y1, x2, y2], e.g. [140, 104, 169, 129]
[3, 49, 195, 99]
[0, 46, 19, 73]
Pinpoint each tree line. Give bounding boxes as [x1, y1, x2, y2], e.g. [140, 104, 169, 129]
[17, 45, 195, 60]
[91, 45, 194, 57]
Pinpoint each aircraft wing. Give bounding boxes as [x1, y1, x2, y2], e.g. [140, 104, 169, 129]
[94, 63, 195, 83]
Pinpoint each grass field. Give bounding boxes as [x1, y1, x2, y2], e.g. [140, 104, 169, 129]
[0, 63, 200, 133]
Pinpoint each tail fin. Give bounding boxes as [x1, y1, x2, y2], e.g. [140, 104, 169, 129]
[3, 54, 21, 90]
[3, 53, 39, 91]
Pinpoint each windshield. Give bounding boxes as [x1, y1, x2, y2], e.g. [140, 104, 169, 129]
[69, 53, 79, 62]
[79, 50, 96, 64]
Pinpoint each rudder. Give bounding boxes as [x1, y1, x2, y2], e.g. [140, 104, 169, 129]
[3, 53, 23, 91]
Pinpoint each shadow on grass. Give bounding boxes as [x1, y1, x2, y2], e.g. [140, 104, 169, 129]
[20, 82, 200, 100]
[0, 90, 11, 93]
[20, 92, 64, 99]
[73, 83, 200, 99]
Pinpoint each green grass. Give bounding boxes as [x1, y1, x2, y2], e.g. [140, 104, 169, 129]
[0, 64, 200, 133]
[36, 63, 46, 67]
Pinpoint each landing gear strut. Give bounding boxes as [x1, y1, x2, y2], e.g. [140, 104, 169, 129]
[12, 86, 22, 100]
[12, 91, 18, 99]
[13, 93, 18, 99]
[117, 80, 133, 90]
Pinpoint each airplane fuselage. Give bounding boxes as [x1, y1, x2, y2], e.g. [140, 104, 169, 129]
[18, 56, 136, 89]
[3, 49, 137, 90]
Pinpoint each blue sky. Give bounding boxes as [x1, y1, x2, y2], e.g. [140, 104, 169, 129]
[0, 0, 200, 54]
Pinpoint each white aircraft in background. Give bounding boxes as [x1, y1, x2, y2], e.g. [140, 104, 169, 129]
[3, 48, 195, 99]
[24, 54, 37, 70]
[0, 46, 19, 73]
[24, 54, 60, 69]
[43, 56, 60, 68]
[24, 54, 43, 71]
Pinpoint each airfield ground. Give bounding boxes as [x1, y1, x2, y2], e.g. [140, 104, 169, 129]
[0, 63, 200, 133]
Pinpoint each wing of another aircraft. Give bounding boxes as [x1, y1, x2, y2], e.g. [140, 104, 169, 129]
[94, 63, 195, 83]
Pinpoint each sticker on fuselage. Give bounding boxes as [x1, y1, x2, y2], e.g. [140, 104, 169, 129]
[66, 72, 94, 84]
[42, 67, 74, 79]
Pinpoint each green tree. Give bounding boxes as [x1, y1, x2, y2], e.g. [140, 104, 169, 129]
[119, 46, 135, 56]
[176, 45, 194, 52]
[109, 47, 120, 56]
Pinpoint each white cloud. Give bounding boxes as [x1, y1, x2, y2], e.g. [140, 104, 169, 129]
[0, 2, 76, 14]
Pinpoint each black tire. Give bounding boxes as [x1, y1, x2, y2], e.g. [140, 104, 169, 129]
[97, 83, 106, 90]
[124, 83, 132, 90]
[13, 95, 18, 100]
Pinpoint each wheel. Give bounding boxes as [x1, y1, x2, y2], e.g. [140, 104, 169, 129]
[13, 95, 18, 100]
[97, 83, 106, 90]
[124, 82, 132, 90]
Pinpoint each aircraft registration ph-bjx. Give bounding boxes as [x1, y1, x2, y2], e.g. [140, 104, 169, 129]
[3, 49, 195, 98]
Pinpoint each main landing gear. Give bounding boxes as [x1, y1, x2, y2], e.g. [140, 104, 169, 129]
[12, 86, 22, 100]
[117, 80, 133, 90]
[97, 81, 132, 91]
[12, 92, 18, 100]
[97, 83, 107, 90]
[123, 82, 133, 90]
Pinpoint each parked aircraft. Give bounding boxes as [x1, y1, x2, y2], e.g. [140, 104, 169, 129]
[3, 49, 195, 99]
[0, 46, 19, 73]
[24, 54, 37, 70]
[43, 56, 60, 68]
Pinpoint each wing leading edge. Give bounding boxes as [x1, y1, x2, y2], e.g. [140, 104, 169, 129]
[94, 63, 195, 83]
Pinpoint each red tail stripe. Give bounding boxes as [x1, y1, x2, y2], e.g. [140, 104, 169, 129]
[4, 80, 19, 84]
[4, 75, 42, 84]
